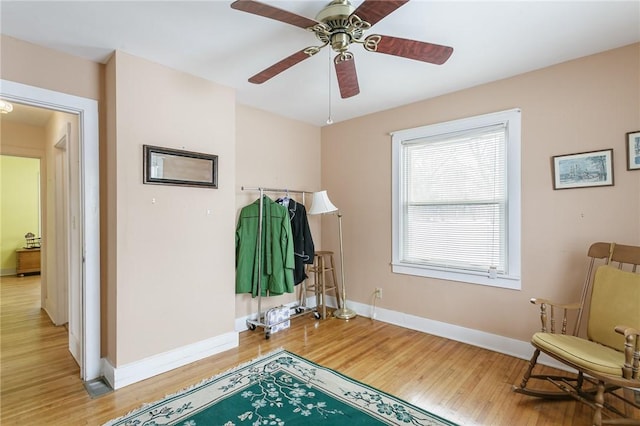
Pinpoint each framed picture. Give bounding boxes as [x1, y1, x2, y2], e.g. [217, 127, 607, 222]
[143, 145, 218, 188]
[552, 149, 614, 190]
[626, 130, 640, 171]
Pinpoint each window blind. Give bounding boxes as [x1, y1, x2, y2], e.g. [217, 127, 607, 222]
[401, 124, 507, 273]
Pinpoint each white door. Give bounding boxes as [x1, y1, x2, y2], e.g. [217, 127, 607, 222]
[55, 123, 83, 365]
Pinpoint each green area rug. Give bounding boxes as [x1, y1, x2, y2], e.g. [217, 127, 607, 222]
[104, 349, 458, 426]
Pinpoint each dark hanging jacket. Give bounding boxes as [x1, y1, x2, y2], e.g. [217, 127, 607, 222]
[283, 199, 315, 285]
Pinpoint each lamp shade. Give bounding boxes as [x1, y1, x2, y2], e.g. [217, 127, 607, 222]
[309, 190, 338, 215]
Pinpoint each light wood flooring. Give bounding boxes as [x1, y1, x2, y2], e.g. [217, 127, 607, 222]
[0, 274, 633, 425]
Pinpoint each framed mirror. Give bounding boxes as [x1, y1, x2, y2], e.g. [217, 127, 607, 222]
[143, 145, 218, 188]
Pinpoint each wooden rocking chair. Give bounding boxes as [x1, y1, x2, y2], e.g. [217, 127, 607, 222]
[513, 242, 640, 425]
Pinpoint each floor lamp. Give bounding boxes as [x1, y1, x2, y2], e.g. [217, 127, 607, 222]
[309, 191, 357, 320]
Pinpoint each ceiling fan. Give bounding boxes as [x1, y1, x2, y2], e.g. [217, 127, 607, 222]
[231, 0, 453, 99]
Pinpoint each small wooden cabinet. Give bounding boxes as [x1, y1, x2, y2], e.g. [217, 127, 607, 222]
[16, 248, 41, 276]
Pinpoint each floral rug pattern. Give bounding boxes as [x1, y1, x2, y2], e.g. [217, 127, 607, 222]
[104, 349, 457, 426]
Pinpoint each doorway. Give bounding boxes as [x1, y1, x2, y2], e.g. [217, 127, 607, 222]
[1, 79, 101, 381]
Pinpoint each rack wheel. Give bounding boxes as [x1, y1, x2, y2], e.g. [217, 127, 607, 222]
[295, 307, 303, 314]
[265, 331, 271, 339]
[247, 322, 256, 331]
[313, 312, 321, 320]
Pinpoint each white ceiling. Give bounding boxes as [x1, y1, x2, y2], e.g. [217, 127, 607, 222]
[2, 1, 639, 127]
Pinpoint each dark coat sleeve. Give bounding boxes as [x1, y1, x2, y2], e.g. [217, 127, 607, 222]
[288, 200, 315, 285]
[299, 203, 315, 265]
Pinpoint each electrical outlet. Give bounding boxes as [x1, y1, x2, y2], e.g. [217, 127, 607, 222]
[374, 288, 382, 299]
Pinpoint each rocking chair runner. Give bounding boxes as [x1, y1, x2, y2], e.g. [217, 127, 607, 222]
[513, 242, 640, 426]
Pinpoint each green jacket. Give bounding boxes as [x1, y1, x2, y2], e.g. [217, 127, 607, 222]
[236, 196, 295, 297]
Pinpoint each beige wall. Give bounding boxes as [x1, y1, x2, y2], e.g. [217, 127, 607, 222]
[1, 35, 102, 101]
[0, 120, 46, 154]
[320, 43, 640, 342]
[107, 51, 237, 365]
[104, 51, 117, 363]
[234, 105, 322, 319]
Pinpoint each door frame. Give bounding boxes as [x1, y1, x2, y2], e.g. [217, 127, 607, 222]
[54, 131, 70, 327]
[1, 79, 101, 381]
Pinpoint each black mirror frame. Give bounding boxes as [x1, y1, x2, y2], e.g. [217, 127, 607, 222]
[143, 145, 218, 189]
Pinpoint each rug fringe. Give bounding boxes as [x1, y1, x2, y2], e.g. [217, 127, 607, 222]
[102, 347, 287, 426]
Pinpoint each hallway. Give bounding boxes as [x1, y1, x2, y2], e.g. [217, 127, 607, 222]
[0, 275, 82, 422]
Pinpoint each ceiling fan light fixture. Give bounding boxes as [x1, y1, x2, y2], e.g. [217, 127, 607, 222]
[331, 32, 351, 51]
[0, 100, 14, 114]
[315, 0, 355, 23]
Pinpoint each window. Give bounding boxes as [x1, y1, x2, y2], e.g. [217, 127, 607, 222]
[391, 109, 521, 289]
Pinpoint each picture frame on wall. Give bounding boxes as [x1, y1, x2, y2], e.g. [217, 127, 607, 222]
[626, 130, 640, 171]
[552, 149, 614, 190]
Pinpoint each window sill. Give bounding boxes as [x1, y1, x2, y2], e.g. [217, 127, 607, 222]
[392, 262, 521, 290]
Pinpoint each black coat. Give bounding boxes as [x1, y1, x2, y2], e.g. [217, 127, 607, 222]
[280, 198, 315, 285]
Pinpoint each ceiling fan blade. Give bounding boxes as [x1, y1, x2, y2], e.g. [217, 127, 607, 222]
[334, 54, 360, 99]
[231, 0, 319, 29]
[249, 48, 318, 84]
[365, 34, 453, 65]
[351, 0, 409, 26]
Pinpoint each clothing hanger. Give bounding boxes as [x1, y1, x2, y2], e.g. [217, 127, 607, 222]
[277, 189, 291, 206]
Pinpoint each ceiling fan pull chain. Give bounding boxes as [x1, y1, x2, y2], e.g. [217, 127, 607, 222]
[326, 50, 333, 125]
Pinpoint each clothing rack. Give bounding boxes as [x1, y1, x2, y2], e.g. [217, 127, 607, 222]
[241, 186, 320, 339]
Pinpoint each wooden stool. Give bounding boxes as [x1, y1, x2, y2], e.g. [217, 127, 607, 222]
[306, 251, 342, 319]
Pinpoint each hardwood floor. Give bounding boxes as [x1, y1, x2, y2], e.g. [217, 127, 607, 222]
[0, 274, 633, 425]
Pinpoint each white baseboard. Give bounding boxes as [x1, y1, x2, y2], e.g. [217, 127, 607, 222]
[344, 298, 572, 373]
[1, 268, 16, 276]
[243, 295, 571, 373]
[102, 331, 239, 389]
[104, 297, 571, 390]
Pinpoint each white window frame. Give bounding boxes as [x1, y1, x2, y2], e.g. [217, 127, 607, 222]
[391, 109, 521, 290]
